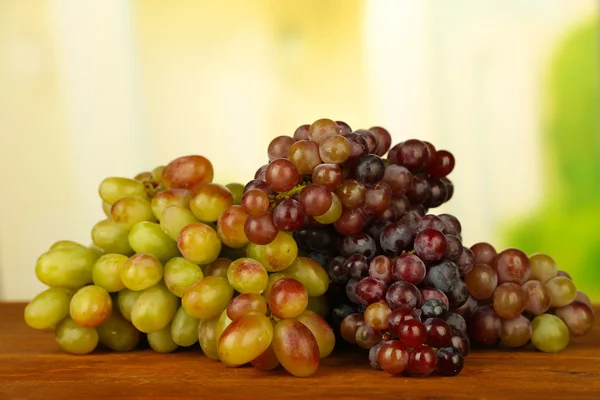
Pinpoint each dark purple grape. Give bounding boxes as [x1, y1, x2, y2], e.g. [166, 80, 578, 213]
[254, 164, 268, 180]
[379, 223, 412, 256]
[417, 215, 444, 232]
[369, 126, 392, 156]
[442, 178, 454, 201]
[424, 260, 460, 293]
[451, 295, 477, 319]
[391, 139, 429, 172]
[353, 154, 385, 187]
[368, 255, 393, 283]
[354, 129, 379, 154]
[398, 210, 422, 235]
[339, 233, 377, 259]
[382, 165, 413, 196]
[414, 229, 447, 261]
[406, 175, 431, 204]
[344, 254, 369, 279]
[335, 120, 353, 135]
[420, 300, 448, 319]
[424, 318, 452, 348]
[346, 279, 360, 304]
[389, 196, 411, 219]
[445, 312, 467, 335]
[355, 277, 387, 306]
[303, 228, 337, 253]
[332, 303, 356, 328]
[438, 214, 461, 236]
[388, 309, 422, 337]
[386, 281, 421, 311]
[427, 150, 455, 178]
[424, 178, 448, 208]
[392, 254, 426, 286]
[243, 179, 274, 195]
[307, 252, 330, 268]
[450, 330, 470, 357]
[436, 346, 464, 376]
[445, 235, 463, 261]
[447, 280, 469, 309]
[368, 341, 386, 370]
[457, 246, 475, 276]
[272, 199, 305, 231]
[405, 345, 437, 377]
[420, 288, 450, 309]
[366, 219, 391, 242]
[468, 306, 502, 345]
[342, 133, 369, 164]
[328, 256, 350, 284]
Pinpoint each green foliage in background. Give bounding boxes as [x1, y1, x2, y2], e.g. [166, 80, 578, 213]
[503, 19, 600, 300]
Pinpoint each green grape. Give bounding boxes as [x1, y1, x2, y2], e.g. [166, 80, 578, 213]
[24, 288, 73, 330]
[151, 189, 193, 220]
[226, 183, 244, 205]
[49, 240, 85, 250]
[91, 219, 133, 255]
[70, 285, 112, 328]
[313, 193, 342, 224]
[217, 313, 273, 366]
[226, 293, 268, 320]
[159, 205, 200, 241]
[170, 306, 200, 347]
[215, 308, 233, 344]
[204, 257, 231, 278]
[262, 272, 286, 299]
[102, 201, 112, 218]
[227, 258, 268, 294]
[545, 276, 577, 307]
[190, 183, 234, 222]
[177, 222, 222, 264]
[306, 295, 329, 319]
[97, 310, 140, 351]
[217, 205, 249, 248]
[131, 282, 178, 333]
[110, 196, 156, 230]
[36, 246, 98, 289]
[117, 288, 141, 322]
[182, 276, 233, 319]
[267, 277, 308, 319]
[295, 310, 335, 358]
[272, 319, 320, 377]
[88, 245, 105, 258]
[246, 231, 298, 272]
[148, 324, 179, 353]
[128, 221, 180, 261]
[164, 257, 203, 297]
[120, 253, 163, 291]
[99, 177, 147, 205]
[531, 314, 570, 353]
[55, 317, 99, 355]
[198, 315, 220, 360]
[529, 253, 558, 283]
[282, 257, 329, 296]
[92, 253, 127, 292]
[151, 165, 165, 185]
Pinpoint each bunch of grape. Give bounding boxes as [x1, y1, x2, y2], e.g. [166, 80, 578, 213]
[24, 154, 334, 377]
[464, 243, 594, 353]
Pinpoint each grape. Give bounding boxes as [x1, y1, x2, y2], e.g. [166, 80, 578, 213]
[420, 288, 450, 309]
[120, 253, 163, 291]
[420, 300, 448, 319]
[306, 295, 329, 318]
[369, 126, 392, 155]
[24, 288, 73, 330]
[500, 315, 531, 348]
[313, 193, 342, 224]
[117, 289, 141, 322]
[312, 163, 343, 190]
[283, 257, 329, 297]
[354, 129, 378, 154]
[55, 318, 98, 355]
[364, 301, 392, 330]
[424, 318, 452, 348]
[328, 256, 350, 284]
[170, 306, 200, 347]
[452, 295, 477, 319]
[244, 179, 274, 195]
[444, 235, 463, 261]
[273, 319, 320, 377]
[288, 140, 322, 174]
[244, 213, 279, 245]
[345, 279, 360, 304]
[424, 178, 449, 208]
[417, 215, 443, 232]
[268, 135, 296, 161]
[162, 155, 214, 192]
[98, 177, 147, 205]
[388, 308, 421, 337]
[529, 253, 558, 283]
[455, 246, 474, 276]
[424, 260, 460, 294]
[353, 154, 385, 187]
[470, 242, 497, 266]
[427, 150, 455, 177]
[267, 277, 308, 318]
[382, 164, 412, 196]
[521, 280, 551, 315]
[293, 124, 310, 140]
[225, 257, 267, 294]
[319, 135, 351, 164]
[493, 282, 528, 319]
[227, 293, 268, 320]
[216, 205, 249, 249]
[368, 341, 386, 370]
[530, 314, 570, 353]
[555, 301, 595, 337]
[436, 347, 463, 376]
[147, 324, 178, 353]
[266, 159, 301, 193]
[356, 277, 387, 306]
[447, 280, 469, 309]
[251, 340, 280, 371]
[545, 276, 577, 307]
[343, 132, 369, 162]
[110, 196, 156, 230]
[189, 183, 233, 223]
[393, 140, 430, 171]
[378, 340, 409, 375]
[241, 189, 270, 217]
[273, 199, 305, 231]
[340, 313, 365, 344]
[363, 183, 391, 216]
[334, 207, 366, 235]
[164, 257, 204, 297]
[398, 319, 427, 347]
[131, 283, 178, 333]
[218, 313, 273, 366]
[182, 276, 233, 320]
[398, 210, 422, 235]
[262, 272, 286, 299]
[450, 331, 470, 357]
[177, 222, 221, 264]
[336, 179, 366, 208]
[345, 254, 369, 279]
[49, 240, 86, 250]
[389, 196, 411, 218]
[92, 253, 128, 292]
[129, 221, 179, 261]
[386, 280, 421, 310]
[70, 285, 112, 328]
[335, 120, 352, 135]
[438, 214, 461, 236]
[247, 231, 298, 272]
[97, 311, 140, 351]
[444, 312, 467, 335]
[557, 270, 572, 279]
[226, 183, 244, 205]
[405, 345, 436, 376]
[355, 323, 383, 349]
[392, 254, 426, 285]
[198, 316, 220, 360]
[151, 189, 193, 220]
[468, 306, 502, 345]
[414, 229, 447, 261]
[339, 233, 377, 259]
[299, 184, 332, 217]
[465, 263, 498, 300]
[405, 175, 431, 204]
[494, 248, 531, 285]
[36, 247, 97, 289]
[368, 255, 393, 283]
[576, 291, 593, 308]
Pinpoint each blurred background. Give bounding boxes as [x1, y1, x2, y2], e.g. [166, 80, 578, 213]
[0, 0, 598, 301]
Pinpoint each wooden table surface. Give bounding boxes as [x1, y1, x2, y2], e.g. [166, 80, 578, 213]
[1, 302, 599, 399]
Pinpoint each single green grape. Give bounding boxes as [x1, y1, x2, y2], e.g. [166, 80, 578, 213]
[198, 315, 220, 360]
[246, 231, 298, 272]
[177, 222, 222, 265]
[110, 196, 156, 230]
[215, 308, 233, 344]
[91, 219, 133, 255]
[128, 221, 180, 261]
[313, 192, 342, 224]
[131, 282, 178, 333]
[159, 205, 199, 241]
[148, 324, 179, 353]
[217, 313, 273, 366]
[531, 314, 570, 353]
[92, 253, 128, 292]
[272, 319, 320, 377]
[226, 183, 244, 205]
[97, 310, 140, 351]
[545, 276, 577, 307]
[164, 257, 203, 297]
[120, 253, 163, 291]
[99, 177, 147, 205]
[117, 288, 141, 322]
[282, 257, 329, 296]
[182, 276, 233, 319]
[70, 285, 112, 328]
[529, 253, 558, 283]
[227, 258, 268, 294]
[55, 317, 99, 355]
[49, 240, 85, 250]
[36, 246, 98, 289]
[151, 189, 193, 220]
[151, 165, 165, 185]
[102, 201, 112, 218]
[190, 183, 234, 222]
[24, 288, 73, 330]
[295, 310, 336, 358]
[170, 306, 200, 347]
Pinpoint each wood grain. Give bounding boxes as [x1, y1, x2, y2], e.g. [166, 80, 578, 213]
[1, 302, 599, 399]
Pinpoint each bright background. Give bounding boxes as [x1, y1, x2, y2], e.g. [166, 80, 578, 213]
[0, 0, 598, 301]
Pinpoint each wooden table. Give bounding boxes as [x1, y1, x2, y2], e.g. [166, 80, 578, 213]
[1, 302, 598, 399]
